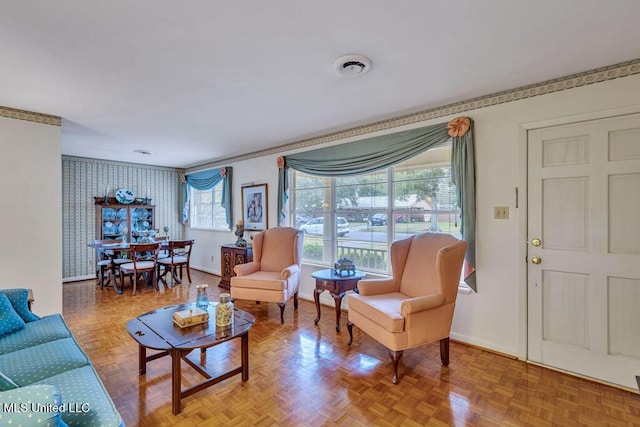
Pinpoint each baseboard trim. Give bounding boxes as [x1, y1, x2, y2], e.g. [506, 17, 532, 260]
[63, 275, 95, 283]
[448, 332, 517, 359]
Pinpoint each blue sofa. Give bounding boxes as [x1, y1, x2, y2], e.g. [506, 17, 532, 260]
[0, 288, 124, 426]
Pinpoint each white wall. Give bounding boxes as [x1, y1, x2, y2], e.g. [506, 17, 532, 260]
[186, 73, 640, 358]
[0, 116, 62, 315]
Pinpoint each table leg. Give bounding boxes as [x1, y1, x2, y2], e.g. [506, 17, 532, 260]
[138, 345, 147, 375]
[313, 288, 323, 325]
[241, 332, 249, 381]
[332, 292, 346, 333]
[110, 259, 123, 294]
[171, 349, 182, 415]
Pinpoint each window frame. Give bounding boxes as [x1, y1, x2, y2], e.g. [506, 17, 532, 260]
[290, 146, 460, 274]
[188, 182, 229, 231]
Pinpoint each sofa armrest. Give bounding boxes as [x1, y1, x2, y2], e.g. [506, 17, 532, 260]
[0, 384, 67, 426]
[234, 262, 260, 276]
[357, 278, 398, 296]
[281, 264, 299, 279]
[401, 294, 445, 316]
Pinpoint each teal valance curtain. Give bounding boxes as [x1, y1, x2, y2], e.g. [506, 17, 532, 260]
[182, 166, 233, 230]
[277, 118, 477, 291]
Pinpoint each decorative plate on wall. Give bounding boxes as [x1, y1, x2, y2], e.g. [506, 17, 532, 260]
[115, 188, 135, 204]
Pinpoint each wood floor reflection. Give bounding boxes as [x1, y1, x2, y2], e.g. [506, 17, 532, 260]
[61, 270, 640, 426]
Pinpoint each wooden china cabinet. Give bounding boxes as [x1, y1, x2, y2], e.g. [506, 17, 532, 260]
[95, 197, 155, 243]
[219, 244, 253, 289]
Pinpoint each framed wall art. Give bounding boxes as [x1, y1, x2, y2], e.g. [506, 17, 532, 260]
[241, 183, 268, 231]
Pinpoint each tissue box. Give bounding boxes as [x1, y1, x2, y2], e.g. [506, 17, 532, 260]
[173, 307, 209, 328]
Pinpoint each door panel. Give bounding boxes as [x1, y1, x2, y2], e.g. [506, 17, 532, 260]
[543, 177, 589, 250]
[609, 173, 640, 254]
[528, 113, 640, 390]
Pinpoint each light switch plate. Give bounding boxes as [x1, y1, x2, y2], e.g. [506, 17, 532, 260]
[494, 206, 509, 219]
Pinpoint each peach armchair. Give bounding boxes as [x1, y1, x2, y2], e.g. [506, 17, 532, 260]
[347, 233, 467, 383]
[231, 227, 304, 323]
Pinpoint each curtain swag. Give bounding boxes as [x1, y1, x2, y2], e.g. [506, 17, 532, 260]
[182, 166, 233, 230]
[277, 117, 477, 291]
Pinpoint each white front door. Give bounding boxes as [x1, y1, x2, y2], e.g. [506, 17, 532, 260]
[527, 113, 640, 389]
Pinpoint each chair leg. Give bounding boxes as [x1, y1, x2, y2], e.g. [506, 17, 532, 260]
[440, 337, 450, 366]
[277, 302, 286, 324]
[294, 291, 299, 310]
[388, 350, 404, 384]
[132, 272, 137, 296]
[347, 321, 354, 345]
[117, 271, 125, 295]
[186, 264, 192, 283]
[98, 266, 105, 289]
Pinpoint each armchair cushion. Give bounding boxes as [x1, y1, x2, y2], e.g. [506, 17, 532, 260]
[347, 292, 406, 333]
[231, 271, 286, 291]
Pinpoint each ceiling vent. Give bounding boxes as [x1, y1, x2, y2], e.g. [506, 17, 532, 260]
[333, 54, 372, 76]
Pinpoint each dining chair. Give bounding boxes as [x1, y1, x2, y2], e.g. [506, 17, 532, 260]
[93, 239, 128, 290]
[118, 242, 162, 295]
[156, 239, 194, 287]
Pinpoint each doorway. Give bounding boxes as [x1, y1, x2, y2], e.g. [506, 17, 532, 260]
[527, 113, 640, 389]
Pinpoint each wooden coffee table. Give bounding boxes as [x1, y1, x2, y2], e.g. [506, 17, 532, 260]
[127, 303, 255, 415]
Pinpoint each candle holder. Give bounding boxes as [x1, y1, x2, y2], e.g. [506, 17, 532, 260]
[103, 186, 110, 205]
[120, 227, 128, 246]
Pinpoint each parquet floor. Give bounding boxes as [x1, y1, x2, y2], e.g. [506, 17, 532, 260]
[60, 270, 640, 426]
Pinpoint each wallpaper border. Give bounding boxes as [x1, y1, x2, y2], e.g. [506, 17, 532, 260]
[189, 58, 640, 171]
[0, 106, 61, 126]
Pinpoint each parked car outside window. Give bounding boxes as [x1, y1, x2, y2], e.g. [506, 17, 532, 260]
[300, 217, 350, 237]
[370, 213, 387, 226]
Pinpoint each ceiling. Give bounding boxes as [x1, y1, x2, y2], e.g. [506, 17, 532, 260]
[2, 1, 640, 169]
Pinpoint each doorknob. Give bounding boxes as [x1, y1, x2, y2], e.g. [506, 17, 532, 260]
[530, 238, 542, 247]
[531, 256, 542, 265]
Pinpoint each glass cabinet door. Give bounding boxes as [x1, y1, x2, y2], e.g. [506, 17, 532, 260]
[130, 206, 154, 243]
[101, 207, 129, 240]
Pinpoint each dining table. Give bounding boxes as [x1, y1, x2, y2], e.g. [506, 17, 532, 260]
[87, 240, 171, 294]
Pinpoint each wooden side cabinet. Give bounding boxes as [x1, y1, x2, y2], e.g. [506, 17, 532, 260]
[219, 244, 253, 289]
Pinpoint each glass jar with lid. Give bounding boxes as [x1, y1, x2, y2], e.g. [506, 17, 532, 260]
[216, 293, 234, 327]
